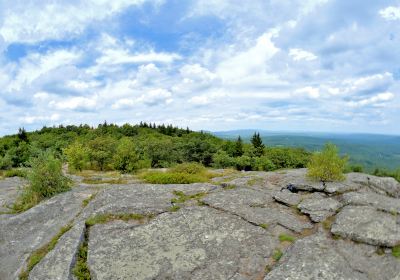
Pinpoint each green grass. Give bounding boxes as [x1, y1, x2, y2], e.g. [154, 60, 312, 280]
[82, 178, 127, 184]
[260, 223, 269, 229]
[171, 190, 207, 203]
[2, 168, 28, 178]
[168, 205, 181, 212]
[272, 249, 283, 262]
[85, 213, 146, 226]
[392, 246, 400, 258]
[19, 224, 73, 280]
[73, 227, 90, 280]
[139, 162, 217, 184]
[279, 234, 296, 243]
[81, 194, 96, 207]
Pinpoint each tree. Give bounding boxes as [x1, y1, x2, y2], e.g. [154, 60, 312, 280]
[307, 143, 348, 182]
[233, 136, 244, 157]
[17, 127, 29, 143]
[113, 138, 140, 173]
[212, 150, 235, 168]
[64, 142, 89, 172]
[251, 132, 265, 157]
[87, 136, 116, 170]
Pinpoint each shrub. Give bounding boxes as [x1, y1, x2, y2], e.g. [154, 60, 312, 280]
[171, 162, 206, 174]
[112, 138, 140, 173]
[307, 143, 348, 182]
[64, 142, 89, 172]
[254, 156, 276, 171]
[212, 150, 235, 168]
[13, 152, 71, 212]
[3, 168, 28, 178]
[235, 155, 253, 171]
[0, 154, 13, 170]
[140, 172, 208, 184]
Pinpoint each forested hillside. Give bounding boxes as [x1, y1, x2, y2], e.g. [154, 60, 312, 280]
[0, 123, 311, 173]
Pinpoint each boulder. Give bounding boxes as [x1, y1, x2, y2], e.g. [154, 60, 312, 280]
[88, 207, 277, 280]
[342, 191, 400, 214]
[331, 206, 400, 247]
[298, 193, 342, 222]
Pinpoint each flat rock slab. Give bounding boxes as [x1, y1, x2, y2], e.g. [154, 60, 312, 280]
[0, 187, 93, 280]
[298, 193, 342, 222]
[343, 191, 400, 214]
[79, 183, 219, 221]
[273, 189, 302, 206]
[266, 233, 400, 280]
[349, 173, 400, 198]
[203, 188, 312, 233]
[88, 207, 277, 280]
[331, 206, 400, 247]
[0, 177, 26, 213]
[29, 222, 85, 280]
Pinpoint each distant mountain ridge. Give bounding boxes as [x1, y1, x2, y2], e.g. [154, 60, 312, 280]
[212, 130, 400, 171]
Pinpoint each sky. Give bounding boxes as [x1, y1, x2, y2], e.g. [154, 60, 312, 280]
[0, 0, 400, 135]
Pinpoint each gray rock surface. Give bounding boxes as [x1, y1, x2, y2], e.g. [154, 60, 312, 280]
[0, 187, 93, 280]
[265, 233, 400, 280]
[203, 187, 313, 233]
[0, 177, 26, 213]
[331, 206, 400, 247]
[28, 222, 85, 280]
[298, 193, 342, 222]
[88, 207, 277, 280]
[343, 191, 400, 214]
[1, 169, 400, 280]
[273, 189, 302, 206]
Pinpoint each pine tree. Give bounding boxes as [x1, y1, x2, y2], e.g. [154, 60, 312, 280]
[233, 136, 244, 157]
[251, 132, 265, 157]
[17, 127, 29, 143]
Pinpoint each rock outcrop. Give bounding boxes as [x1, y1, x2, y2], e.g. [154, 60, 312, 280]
[1, 169, 399, 280]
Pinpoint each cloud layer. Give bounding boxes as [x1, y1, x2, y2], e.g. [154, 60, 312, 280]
[0, 0, 399, 135]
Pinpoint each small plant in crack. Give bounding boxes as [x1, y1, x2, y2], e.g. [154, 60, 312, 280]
[73, 227, 91, 280]
[19, 223, 73, 280]
[85, 213, 147, 226]
[272, 249, 283, 262]
[392, 246, 400, 258]
[168, 205, 181, 212]
[259, 223, 269, 229]
[279, 234, 296, 243]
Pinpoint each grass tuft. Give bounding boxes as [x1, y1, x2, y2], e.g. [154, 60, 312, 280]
[392, 246, 400, 258]
[260, 223, 269, 229]
[73, 227, 90, 280]
[272, 249, 283, 262]
[279, 234, 296, 243]
[19, 224, 73, 280]
[85, 213, 146, 226]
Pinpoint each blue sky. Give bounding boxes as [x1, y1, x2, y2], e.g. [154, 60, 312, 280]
[0, 0, 400, 135]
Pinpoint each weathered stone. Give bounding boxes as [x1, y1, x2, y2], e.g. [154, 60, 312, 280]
[266, 233, 400, 280]
[331, 206, 400, 247]
[88, 207, 277, 280]
[266, 234, 368, 280]
[298, 193, 342, 222]
[346, 173, 400, 198]
[0, 188, 93, 280]
[334, 239, 400, 280]
[0, 177, 26, 213]
[79, 183, 219, 221]
[203, 187, 312, 233]
[343, 191, 400, 214]
[29, 222, 85, 280]
[273, 189, 302, 206]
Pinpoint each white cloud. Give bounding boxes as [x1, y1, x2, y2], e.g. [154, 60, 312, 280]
[347, 92, 395, 108]
[20, 113, 60, 124]
[112, 88, 172, 109]
[295, 86, 320, 99]
[379, 6, 400, 20]
[50, 96, 97, 111]
[0, 0, 162, 44]
[96, 49, 181, 65]
[6, 49, 81, 92]
[216, 31, 280, 82]
[289, 48, 317, 61]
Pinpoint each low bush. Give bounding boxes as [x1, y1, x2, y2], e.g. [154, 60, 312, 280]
[140, 162, 215, 184]
[12, 152, 71, 212]
[307, 143, 348, 182]
[3, 168, 28, 178]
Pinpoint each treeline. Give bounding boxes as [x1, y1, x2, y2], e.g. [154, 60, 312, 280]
[0, 123, 311, 173]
